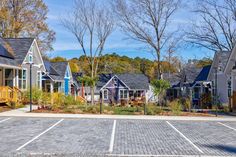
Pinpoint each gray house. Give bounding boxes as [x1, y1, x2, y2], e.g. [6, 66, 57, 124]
[0, 37, 77, 103]
[80, 73, 150, 105]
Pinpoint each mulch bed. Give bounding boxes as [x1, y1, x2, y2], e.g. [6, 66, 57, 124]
[33, 108, 215, 117]
[0, 104, 12, 113]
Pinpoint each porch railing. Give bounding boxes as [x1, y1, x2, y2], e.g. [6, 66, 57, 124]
[0, 86, 22, 103]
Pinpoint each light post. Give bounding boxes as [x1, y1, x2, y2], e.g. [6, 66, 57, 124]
[26, 55, 33, 112]
[214, 67, 218, 117]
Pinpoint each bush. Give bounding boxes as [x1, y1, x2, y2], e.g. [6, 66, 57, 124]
[146, 104, 162, 115]
[22, 87, 43, 104]
[169, 100, 182, 115]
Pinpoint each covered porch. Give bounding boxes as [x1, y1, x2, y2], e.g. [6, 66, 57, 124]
[0, 65, 23, 103]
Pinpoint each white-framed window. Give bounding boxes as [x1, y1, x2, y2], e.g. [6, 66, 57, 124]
[18, 69, 27, 90]
[37, 71, 41, 88]
[29, 54, 33, 63]
[119, 89, 128, 99]
[103, 89, 108, 100]
[5, 69, 13, 87]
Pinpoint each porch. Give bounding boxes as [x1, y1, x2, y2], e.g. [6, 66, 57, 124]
[0, 66, 24, 103]
[101, 89, 147, 106]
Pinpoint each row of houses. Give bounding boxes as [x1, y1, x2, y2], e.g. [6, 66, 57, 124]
[0, 37, 152, 105]
[166, 47, 236, 112]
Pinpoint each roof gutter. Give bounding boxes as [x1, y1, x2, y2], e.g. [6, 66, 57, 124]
[0, 63, 21, 69]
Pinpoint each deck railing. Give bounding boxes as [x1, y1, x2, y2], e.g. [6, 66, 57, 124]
[0, 86, 22, 103]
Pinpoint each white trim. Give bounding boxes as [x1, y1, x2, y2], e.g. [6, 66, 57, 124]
[100, 75, 130, 91]
[0, 64, 20, 69]
[224, 45, 236, 74]
[119, 89, 129, 99]
[103, 89, 109, 100]
[22, 40, 46, 71]
[37, 71, 42, 89]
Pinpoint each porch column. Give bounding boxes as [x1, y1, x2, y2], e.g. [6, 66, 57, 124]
[13, 69, 15, 87]
[50, 81, 53, 93]
[16, 69, 19, 88]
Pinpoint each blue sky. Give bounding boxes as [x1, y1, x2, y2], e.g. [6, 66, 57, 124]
[44, 0, 214, 61]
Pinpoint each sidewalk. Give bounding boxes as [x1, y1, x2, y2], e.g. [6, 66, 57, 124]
[0, 105, 236, 121]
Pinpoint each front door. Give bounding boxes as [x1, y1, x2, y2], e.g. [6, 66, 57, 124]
[0, 68, 2, 86]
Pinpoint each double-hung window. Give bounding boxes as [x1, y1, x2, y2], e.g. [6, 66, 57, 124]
[119, 89, 128, 99]
[37, 71, 41, 88]
[5, 69, 13, 87]
[103, 89, 108, 100]
[18, 69, 27, 90]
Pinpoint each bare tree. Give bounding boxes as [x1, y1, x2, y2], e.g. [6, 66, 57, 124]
[61, 0, 114, 105]
[186, 0, 236, 52]
[112, 0, 181, 79]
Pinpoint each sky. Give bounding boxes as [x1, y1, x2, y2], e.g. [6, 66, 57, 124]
[44, 0, 214, 61]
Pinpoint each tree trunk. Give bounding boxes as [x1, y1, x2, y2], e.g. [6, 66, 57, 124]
[157, 49, 161, 80]
[91, 86, 95, 105]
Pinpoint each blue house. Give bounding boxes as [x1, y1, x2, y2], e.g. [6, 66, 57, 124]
[42, 60, 76, 95]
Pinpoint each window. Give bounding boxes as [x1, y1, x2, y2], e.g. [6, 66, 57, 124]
[119, 89, 128, 99]
[29, 54, 33, 63]
[18, 69, 27, 89]
[103, 89, 108, 100]
[37, 71, 41, 88]
[113, 78, 118, 87]
[5, 69, 13, 87]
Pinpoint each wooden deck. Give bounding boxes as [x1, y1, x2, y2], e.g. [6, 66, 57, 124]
[0, 86, 22, 103]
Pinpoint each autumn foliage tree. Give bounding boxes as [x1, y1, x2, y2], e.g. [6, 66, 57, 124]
[0, 0, 55, 53]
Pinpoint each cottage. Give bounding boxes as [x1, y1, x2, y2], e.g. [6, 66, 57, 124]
[0, 37, 78, 103]
[78, 73, 150, 105]
[42, 60, 75, 95]
[0, 38, 45, 103]
[208, 51, 231, 105]
[223, 46, 236, 111]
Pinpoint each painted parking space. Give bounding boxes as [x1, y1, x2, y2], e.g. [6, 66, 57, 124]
[0, 117, 235, 156]
[170, 121, 236, 156]
[0, 117, 11, 124]
[0, 117, 59, 154]
[219, 122, 236, 131]
[19, 119, 114, 156]
[111, 120, 201, 156]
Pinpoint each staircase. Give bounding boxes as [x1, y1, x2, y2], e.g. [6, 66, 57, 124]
[0, 86, 22, 103]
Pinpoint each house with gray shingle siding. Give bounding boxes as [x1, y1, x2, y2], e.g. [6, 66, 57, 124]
[78, 73, 150, 104]
[0, 37, 46, 91]
[224, 46, 236, 112]
[0, 37, 77, 102]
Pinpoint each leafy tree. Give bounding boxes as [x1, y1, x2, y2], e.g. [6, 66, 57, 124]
[50, 57, 67, 62]
[0, 0, 55, 53]
[151, 79, 170, 104]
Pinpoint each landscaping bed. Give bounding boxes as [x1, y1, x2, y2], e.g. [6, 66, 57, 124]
[32, 105, 215, 117]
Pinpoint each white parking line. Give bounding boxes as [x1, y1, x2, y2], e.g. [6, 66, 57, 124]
[0, 118, 11, 123]
[218, 122, 236, 131]
[16, 119, 64, 151]
[107, 154, 209, 157]
[109, 120, 116, 153]
[166, 121, 204, 154]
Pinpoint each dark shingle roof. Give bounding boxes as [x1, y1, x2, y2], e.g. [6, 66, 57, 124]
[0, 38, 34, 66]
[43, 60, 69, 81]
[195, 65, 211, 82]
[72, 72, 83, 87]
[97, 73, 149, 90]
[162, 73, 180, 86]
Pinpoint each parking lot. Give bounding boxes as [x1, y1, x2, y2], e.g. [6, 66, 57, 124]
[0, 117, 235, 156]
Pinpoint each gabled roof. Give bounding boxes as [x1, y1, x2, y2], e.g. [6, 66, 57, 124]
[97, 73, 149, 90]
[208, 51, 231, 80]
[195, 65, 211, 82]
[224, 46, 236, 74]
[43, 60, 69, 81]
[0, 38, 34, 67]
